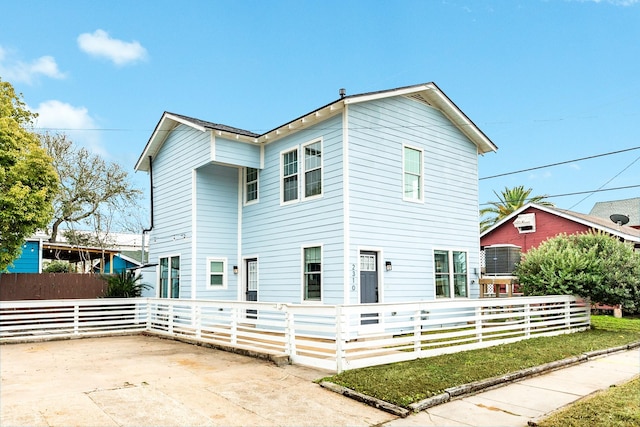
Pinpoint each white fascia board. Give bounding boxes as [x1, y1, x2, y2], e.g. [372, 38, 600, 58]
[135, 113, 196, 171]
[343, 84, 434, 105]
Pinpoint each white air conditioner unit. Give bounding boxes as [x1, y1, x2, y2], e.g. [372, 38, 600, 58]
[513, 213, 536, 233]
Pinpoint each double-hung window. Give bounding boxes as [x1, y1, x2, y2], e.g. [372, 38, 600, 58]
[434, 250, 468, 298]
[303, 246, 322, 301]
[245, 167, 258, 204]
[281, 139, 323, 204]
[403, 146, 423, 201]
[159, 255, 180, 298]
[207, 258, 227, 288]
[282, 149, 298, 203]
[303, 140, 322, 198]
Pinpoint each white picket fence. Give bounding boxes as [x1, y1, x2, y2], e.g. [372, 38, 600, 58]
[0, 295, 590, 372]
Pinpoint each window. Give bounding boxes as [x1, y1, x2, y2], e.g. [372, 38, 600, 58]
[303, 246, 321, 301]
[403, 146, 423, 201]
[207, 258, 227, 288]
[303, 140, 322, 198]
[159, 255, 180, 298]
[281, 139, 323, 204]
[282, 149, 298, 203]
[245, 167, 258, 203]
[434, 250, 468, 298]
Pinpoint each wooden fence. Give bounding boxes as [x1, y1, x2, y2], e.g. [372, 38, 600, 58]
[0, 295, 590, 372]
[0, 273, 107, 300]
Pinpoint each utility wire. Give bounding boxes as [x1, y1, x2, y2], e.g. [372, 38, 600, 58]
[480, 146, 640, 180]
[567, 155, 640, 210]
[479, 184, 640, 207]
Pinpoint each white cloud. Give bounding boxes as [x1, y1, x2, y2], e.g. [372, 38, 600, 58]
[32, 100, 109, 158]
[77, 30, 148, 66]
[0, 45, 65, 84]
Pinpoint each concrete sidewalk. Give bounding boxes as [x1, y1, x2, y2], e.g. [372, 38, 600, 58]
[382, 348, 640, 426]
[1, 335, 638, 427]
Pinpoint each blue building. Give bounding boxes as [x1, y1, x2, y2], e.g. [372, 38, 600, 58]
[135, 82, 498, 304]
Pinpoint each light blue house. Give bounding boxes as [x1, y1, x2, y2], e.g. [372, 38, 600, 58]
[135, 82, 498, 305]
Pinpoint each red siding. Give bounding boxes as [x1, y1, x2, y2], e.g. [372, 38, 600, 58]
[481, 207, 591, 253]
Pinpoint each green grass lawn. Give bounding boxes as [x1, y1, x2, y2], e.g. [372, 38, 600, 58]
[322, 315, 640, 408]
[536, 377, 640, 427]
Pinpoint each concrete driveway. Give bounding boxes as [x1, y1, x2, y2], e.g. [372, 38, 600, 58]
[1, 335, 395, 427]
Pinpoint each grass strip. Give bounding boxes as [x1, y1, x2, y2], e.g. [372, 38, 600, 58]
[536, 377, 640, 427]
[321, 315, 640, 408]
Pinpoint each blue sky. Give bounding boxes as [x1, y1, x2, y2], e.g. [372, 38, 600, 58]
[2, 0, 639, 227]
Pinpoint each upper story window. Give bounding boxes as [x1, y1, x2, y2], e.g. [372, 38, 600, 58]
[403, 145, 423, 202]
[282, 149, 298, 203]
[434, 250, 468, 298]
[245, 167, 258, 204]
[303, 140, 322, 198]
[281, 139, 323, 204]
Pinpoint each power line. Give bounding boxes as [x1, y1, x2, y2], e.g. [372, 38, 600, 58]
[479, 184, 640, 207]
[567, 154, 640, 210]
[480, 146, 640, 180]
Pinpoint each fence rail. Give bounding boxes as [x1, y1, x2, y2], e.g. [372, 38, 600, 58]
[0, 295, 590, 372]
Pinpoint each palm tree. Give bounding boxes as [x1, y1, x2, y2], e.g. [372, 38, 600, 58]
[480, 185, 554, 232]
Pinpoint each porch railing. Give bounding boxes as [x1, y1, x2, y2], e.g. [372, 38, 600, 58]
[0, 295, 590, 372]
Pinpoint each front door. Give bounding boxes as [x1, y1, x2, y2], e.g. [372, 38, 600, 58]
[245, 258, 258, 319]
[360, 251, 379, 325]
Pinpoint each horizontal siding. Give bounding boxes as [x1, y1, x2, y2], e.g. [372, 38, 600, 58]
[348, 96, 481, 302]
[148, 124, 212, 297]
[242, 114, 345, 304]
[214, 137, 261, 168]
[194, 164, 239, 300]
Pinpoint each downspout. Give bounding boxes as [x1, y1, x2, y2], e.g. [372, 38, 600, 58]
[141, 156, 154, 265]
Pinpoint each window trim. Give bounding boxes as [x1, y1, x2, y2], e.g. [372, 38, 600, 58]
[402, 144, 424, 203]
[206, 257, 228, 289]
[244, 167, 259, 205]
[280, 146, 299, 205]
[433, 249, 469, 299]
[302, 138, 323, 200]
[301, 244, 323, 303]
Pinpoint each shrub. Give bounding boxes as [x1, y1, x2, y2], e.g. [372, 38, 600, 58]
[43, 261, 70, 273]
[102, 270, 150, 298]
[515, 230, 640, 313]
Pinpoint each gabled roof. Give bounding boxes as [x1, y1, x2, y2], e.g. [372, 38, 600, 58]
[135, 82, 498, 172]
[589, 197, 640, 226]
[481, 203, 640, 243]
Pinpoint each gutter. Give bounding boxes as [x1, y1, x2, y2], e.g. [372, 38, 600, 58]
[141, 156, 154, 265]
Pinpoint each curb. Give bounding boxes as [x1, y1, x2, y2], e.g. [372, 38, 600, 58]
[320, 342, 640, 417]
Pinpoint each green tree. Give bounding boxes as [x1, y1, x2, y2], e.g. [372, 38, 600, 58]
[480, 185, 554, 232]
[515, 231, 640, 313]
[40, 133, 142, 242]
[0, 79, 59, 271]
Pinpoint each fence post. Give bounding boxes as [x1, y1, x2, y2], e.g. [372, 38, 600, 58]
[74, 303, 80, 335]
[284, 306, 295, 359]
[475, 305, 483, 343]
[146, 299, 152, 331]
[565, 300, 571, 329]
[336, 306, 345, 373]
[194, 304, 201, 339]
[231, 306, 238, 346]
[414, 309, 422, 354]
[168, 302, 174, 335]
[524, 302, 531, 336]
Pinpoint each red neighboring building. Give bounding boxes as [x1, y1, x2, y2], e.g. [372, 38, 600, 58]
[481, 203, 640, 255]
